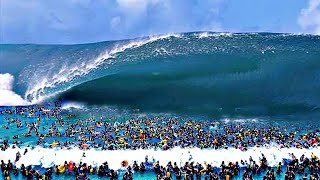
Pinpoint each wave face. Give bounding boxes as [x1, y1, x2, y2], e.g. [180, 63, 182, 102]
[1, 32, 320, 117]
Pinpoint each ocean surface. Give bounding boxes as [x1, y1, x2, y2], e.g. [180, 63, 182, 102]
[1, 32, 320, 179]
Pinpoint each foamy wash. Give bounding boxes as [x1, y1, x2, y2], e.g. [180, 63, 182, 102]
[0, 146, 318, 179]
[1, 32, 320, 179]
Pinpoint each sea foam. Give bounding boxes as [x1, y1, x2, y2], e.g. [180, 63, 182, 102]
[2, 146, 318, 170]
[0, 73, 28, 106]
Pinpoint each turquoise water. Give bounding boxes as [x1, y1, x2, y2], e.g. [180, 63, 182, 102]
[0, 110, 317, 147]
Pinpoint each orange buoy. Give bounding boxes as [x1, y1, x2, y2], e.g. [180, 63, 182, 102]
[121, 160, 129, 167]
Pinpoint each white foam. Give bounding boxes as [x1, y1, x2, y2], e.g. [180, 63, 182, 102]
[197, 32, 233, 39]
[0, 73, 28, 106]
[2, 146, 318, 170]
[25, 33, 182, 104]
[221, 118, 261, 124]
[198, 32, 212, 38]
[61, 102, 85, 110]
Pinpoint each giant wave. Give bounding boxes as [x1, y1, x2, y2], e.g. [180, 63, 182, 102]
[1, 32, 320, 117]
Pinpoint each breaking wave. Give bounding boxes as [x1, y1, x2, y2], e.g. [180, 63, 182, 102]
[1, 32, 320, 117]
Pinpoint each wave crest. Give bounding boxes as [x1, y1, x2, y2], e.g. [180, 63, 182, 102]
[24, 33, 182, 104]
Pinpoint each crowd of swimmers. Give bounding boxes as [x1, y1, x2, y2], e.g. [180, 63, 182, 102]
[0, 104, 320, 179]
[0, 104, 319, 152]
[0, 151, 319, 179]
[153, 153, 320, 180]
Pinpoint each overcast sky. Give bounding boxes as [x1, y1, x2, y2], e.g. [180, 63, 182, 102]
[0, 0, 319, 44]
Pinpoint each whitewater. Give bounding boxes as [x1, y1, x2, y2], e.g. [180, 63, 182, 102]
[2, 146, 318, 170]
[0, 73, 27, 106]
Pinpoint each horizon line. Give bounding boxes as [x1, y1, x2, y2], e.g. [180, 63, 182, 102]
[0, 31, 318, 46]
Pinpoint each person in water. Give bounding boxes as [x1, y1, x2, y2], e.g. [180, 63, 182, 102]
[2, 103, 320, 152]
[15, 151, 21, 162]
[0, 151, 319, 180]
[0, 103, 320, 180]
